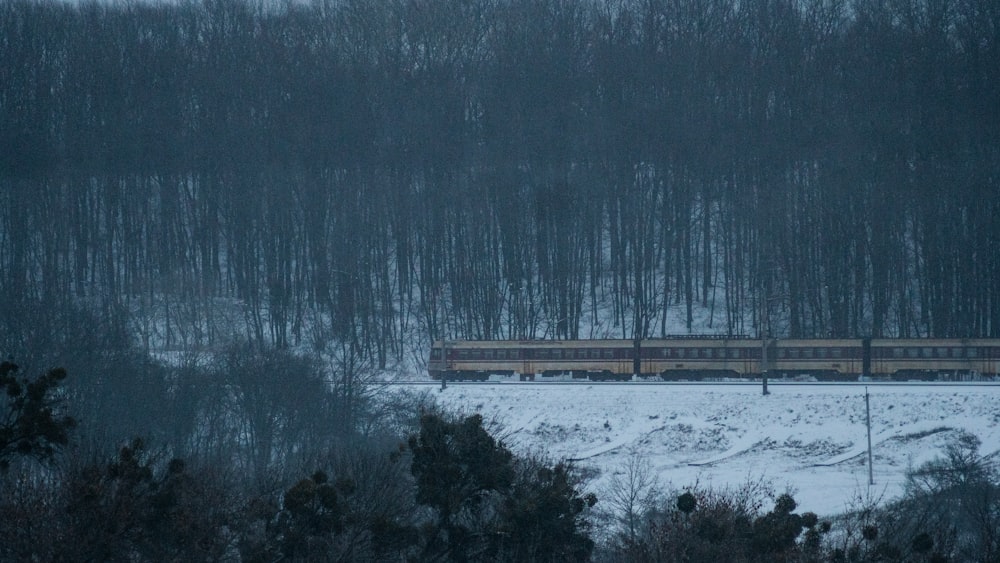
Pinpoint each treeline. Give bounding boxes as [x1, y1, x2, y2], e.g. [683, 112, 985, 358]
[0, 357, 598, 561]
[2, 0, 998, 365]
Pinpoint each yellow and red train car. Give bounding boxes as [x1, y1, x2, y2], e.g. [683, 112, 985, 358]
[427, 338, 1000, 382]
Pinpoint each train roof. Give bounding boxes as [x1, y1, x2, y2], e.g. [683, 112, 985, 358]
[430, 337, 1000, 348]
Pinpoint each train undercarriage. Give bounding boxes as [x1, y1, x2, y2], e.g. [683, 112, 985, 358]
[431, 368, 996, 383]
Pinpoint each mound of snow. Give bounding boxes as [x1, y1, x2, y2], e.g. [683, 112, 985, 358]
[424, 382, 1000, 517]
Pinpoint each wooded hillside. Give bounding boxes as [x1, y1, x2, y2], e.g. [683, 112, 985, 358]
[2, 0, 998, 367]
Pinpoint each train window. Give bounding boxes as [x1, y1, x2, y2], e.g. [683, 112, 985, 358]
[590, 349, 600, 359]
[788, 349, 799, 359]
[676, 349, 685, 359]
[966, 347, 979, 359]
[603, 349, 614, 359]
[700, 349, 711, 359]
[921, 347, 932, 358]
[551, 349, 561, 359]
[893, 348, 903, 358]
[831, 348, 842, 358]
[802, 348, 814, 359]
[458, 350, 469, 359]
[936, 347, 948, 358]
[816, 348, 826, 359]
[729, 349, 740, 359]
[906, 348, 918, 358]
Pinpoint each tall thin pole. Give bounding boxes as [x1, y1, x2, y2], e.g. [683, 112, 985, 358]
[441, 340, 448, 391]
[865, 387, 874, 485]
[761, 336, 769, 395]
[761, 288, 769, 396]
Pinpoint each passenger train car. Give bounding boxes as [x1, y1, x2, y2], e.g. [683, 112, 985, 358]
[427, 338, 1000, 382]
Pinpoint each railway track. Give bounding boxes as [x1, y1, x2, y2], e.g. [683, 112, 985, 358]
[391, 379, 1000, 387]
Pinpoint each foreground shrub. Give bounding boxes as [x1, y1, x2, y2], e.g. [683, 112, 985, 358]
[831, 432, 998, 563]
[603, 478, 831, 563]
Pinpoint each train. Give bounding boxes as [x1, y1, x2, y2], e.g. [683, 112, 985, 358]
[427, 337, 1000, 382]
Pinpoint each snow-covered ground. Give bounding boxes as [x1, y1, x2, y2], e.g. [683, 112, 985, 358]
[420, 382, 1000, 517]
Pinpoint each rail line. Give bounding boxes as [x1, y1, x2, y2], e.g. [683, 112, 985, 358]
[390, 379, 1000, 387]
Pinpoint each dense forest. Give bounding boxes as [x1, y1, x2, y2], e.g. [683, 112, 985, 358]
[2, 0, 999, 369]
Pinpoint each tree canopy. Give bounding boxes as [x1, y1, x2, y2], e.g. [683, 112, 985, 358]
[2, 0, 997, 365]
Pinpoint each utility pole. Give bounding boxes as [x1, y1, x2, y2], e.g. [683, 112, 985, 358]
[865, 387, 874, 485]
[760, 281, 770, 396]
[440, 340, 448, 391]
[633, 338, 641, 381]
[761, 334, 769, 395]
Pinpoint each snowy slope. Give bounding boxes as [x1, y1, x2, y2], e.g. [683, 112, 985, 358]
[420, 382, 1000, 517]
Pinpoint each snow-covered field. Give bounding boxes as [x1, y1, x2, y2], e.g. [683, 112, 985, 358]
[422, 382, 1000, 517]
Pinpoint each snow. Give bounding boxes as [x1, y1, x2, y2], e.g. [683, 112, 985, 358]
[420, 382, 1000, 517]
